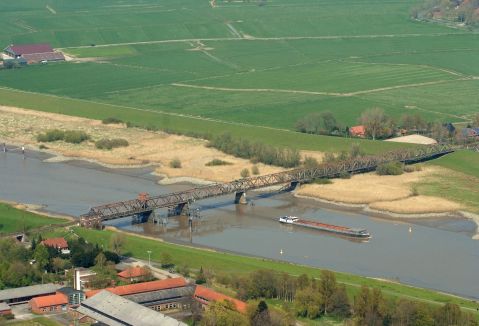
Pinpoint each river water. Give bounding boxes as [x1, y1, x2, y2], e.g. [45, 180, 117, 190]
[1, 150, 478, 299]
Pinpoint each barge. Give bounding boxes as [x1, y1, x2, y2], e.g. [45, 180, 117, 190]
[278, 216, 371, 239]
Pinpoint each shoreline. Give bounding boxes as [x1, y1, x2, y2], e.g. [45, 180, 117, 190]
[0, 199, 75, 222]
[100, 225, 479, 302]
[3, 141, 478, 234]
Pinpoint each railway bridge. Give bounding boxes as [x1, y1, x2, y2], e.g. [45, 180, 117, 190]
[80, 144, 454, 228]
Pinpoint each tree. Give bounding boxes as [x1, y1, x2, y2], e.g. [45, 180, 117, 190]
[319, 270, 337, 315]
[354, 286, 386, 326]
[161, 252, 174, 268]
[52, 257, 68, 274]
[247, 269, 277, 299]
[94, 252, 107, 270]
[201, 300, 249, 326]
[296, 274, 310, 290]
[434, 303, 462, 326]
[34, 245, 49, 271]
[359, 108, 392, 140]
[110, 233, 126, 255]
[329, 285, 351, 318]
[248, 300, 271, 326]
[320, 111, 339, 133]
[196, 266, 207, 284]
[294, 287, 321, 319]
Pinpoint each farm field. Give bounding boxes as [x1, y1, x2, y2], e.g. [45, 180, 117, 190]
[0, 0, 478, 170]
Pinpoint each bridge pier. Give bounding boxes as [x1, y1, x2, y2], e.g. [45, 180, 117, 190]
[168, 202, 189, 217]
[133, 210, 153, 224]
[234, 191, 247, 204]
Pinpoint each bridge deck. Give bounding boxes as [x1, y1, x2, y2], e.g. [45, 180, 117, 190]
[80, 145, 454, 227]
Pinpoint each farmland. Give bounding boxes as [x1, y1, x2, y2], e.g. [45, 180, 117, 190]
[0, 0, 478, 164]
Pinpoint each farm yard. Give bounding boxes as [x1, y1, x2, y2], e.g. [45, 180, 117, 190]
[0, 0, 478, 170]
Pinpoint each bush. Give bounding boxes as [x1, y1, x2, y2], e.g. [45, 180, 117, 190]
[102, 117, 123, 124]
[303, 156, 319, 169]
[64, 130, 89, 144]
[411, 186, 419, 196]
[209, 133, 300, 168]
[39, 144, 48, 150]
[376, 161, 404, 176]
[37, 129, 65, 142]
[36, 129, 89, 144]
[251, 165, 260, 175]
[240, 168, 250, 178]
[95, 138, 129, 150]
[403, 165, 416, 173]
[205, 159, 232, 166]
[338, 171, 351, 179]
[313, 178, 332, 184]
[169, 158, 182, 168]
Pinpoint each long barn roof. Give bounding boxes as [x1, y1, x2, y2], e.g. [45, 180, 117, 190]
[6, 44, 54, 55]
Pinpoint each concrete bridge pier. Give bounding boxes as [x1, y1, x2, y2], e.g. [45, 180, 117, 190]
[133, 210, 153, 224]
[234, 191, 247, 204]
[168, 202, 189, 217]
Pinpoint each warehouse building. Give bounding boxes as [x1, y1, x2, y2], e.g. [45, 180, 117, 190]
[75, 290, 187, 326]
[0, 283, 62, 305]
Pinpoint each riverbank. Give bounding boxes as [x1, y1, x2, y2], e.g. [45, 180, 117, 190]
[0, 105, 285, 183]
[44, 225, 479, 311]
[0, 201, 71, 235]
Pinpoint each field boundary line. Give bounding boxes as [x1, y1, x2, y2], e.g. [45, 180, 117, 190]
[59, 32, 475, 50]
[171, 83, 345, 96]
[344, 79, 465, 96]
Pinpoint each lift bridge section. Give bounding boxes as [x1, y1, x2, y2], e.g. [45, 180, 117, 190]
[80, 145, 454, 228]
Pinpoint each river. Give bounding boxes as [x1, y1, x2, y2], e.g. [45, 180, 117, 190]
[1, 149, 478, 299]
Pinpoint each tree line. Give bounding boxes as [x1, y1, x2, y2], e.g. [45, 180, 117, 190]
[0, 233, 127, 290]
[198, 268, 478, 326]
[294, 108, 463, 141]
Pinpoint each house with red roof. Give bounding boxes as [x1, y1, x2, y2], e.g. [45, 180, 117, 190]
[30, 292, 68, 314]
[193, 285, 247, 313]
[41, 237, 69, 251]
[3, 43, 65, 63]
[85, 278, 187, 298]
[118, 266, 151, 283]
[349, 125, 366, 138]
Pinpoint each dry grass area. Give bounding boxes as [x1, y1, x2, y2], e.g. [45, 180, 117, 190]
[296, 166, 464, 214]
[0, 105, 287, 183]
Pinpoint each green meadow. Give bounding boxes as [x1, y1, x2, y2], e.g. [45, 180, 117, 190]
[0, 203, 68, 235]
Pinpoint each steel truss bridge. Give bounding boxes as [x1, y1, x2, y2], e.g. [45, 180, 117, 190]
[80, 145, 454, 227]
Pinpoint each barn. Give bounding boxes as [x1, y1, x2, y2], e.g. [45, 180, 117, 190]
[3, 43, 65, 64]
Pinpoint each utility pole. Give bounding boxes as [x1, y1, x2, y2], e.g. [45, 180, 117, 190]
[147, 250, 152, 267]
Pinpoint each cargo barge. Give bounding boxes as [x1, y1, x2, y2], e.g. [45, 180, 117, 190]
[278, 216, 371, 239]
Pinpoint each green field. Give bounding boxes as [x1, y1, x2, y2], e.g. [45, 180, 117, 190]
[0, 0, 478, 132]
[0, 203, 68, 235]
[45, 226, 479, 314]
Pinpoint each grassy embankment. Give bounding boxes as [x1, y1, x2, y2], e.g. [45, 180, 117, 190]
[0, 87, 406, 155]
[44, 226, 479, 314]
[0, 203, 68, 235]
[420, 151, 479, 213]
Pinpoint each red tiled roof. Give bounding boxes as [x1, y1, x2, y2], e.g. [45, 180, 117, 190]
[118, 266, 149, 279]
[350, 125, 366, 136]
[41, 238, 68, 249]
[194, 285, 247, 313]
[30, 293, 68, 308]
[23, 52, 65, 62]
[86, 278, 187, 298]
[8, 44, 54, 55]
